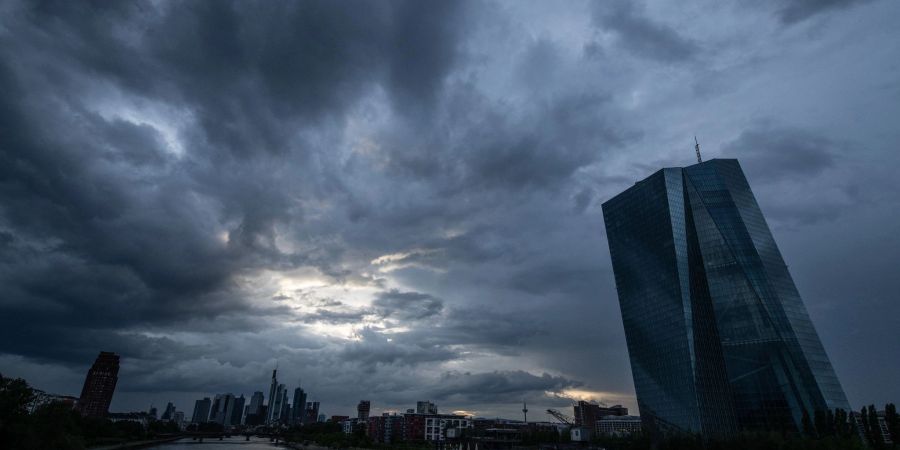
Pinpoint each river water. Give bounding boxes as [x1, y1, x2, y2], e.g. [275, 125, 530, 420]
[147, 436, 285, 449]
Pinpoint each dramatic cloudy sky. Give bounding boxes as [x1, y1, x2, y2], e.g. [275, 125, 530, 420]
[1, 0, 899, 420]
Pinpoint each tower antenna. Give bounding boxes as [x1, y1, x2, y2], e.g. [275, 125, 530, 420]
[694, 135, 702, 163]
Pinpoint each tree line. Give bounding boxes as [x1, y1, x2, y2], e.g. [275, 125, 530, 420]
[0, 373, 178, 449]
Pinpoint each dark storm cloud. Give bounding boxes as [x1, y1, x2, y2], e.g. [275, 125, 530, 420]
[400, 307, 547, 352]
[771, 0, 876, 24]
[725, 124, 839, 182]
[721, 123, 865, 226]
[0, 0, 469, 350]
[431, 371, 581, 403]
[302, 309, 369, 326]
[590, 0, 699, 62]
[339, 328, 459, 370]
[372, 290, 444, 321]
[1, 0, 897, 418]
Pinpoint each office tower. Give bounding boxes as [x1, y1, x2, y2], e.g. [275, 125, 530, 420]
[266, 368, 278, 425]
[223, 394, 236, 426]
[245, 391, 265, 426]
[602, 158, 850, 435]
[192, 398, 212, 424]
[211, 393, 235, 425]
[210, 395, 223, 424]
[358, 400, 371, 421]
[292, 386, 307, 425]
[416, 401, 437, 414]
[305, 401, 320, 424]
[280, 389, 290, 425]
[573, 401, 628, 426]
[573, 401, 599, 427]
[76, 351, 120, 418]
[161, 402, 176, 421]
[269, 384, 286, 424]
[249, 391, 264, 416]
[229, 395, 245, 426]
[173, 411, 185, 428]
[250, 392, 264, 415]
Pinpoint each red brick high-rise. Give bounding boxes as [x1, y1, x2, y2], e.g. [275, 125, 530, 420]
[77, 351, 120, 417]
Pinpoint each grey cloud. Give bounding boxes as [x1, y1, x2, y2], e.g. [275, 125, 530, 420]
[591, 0, 699, 62]
[719, 124, 865, 226]
[339, 328, 459, 370]
[431, 370, 582, 403]
[302, 308, 369, 325]
[772, 0, 875, 24]
[398, 307, 547, 353]
[372, 290, 444, 321]
[0, 0, 470, 333]
[724, 124, 839, 182]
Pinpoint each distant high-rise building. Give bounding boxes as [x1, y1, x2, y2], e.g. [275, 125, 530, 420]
[210, 395, 223, 424]
[161, 402, 176, 421]
[76, 351, 120, 418]
[269, 384, 287, 425]
[368, 414, 404, 444]
[211, 394, 235, 425]
[280, 389, 290, 425]
[358, 400, 371, 421]
[245, 391, 264, 425]
[249, 391, 264, 416]
[229, 395, 245, 426]
[305, 401, 320, 424]
[192, 398, 212, 424]
[173, 411, 185, 428]
[416, 401, 437, 415]
[244, 392, 266, 426]
[292, 386, 307, 425]
[602, 158, 850, 435]
[573, 401, 628, 426]
[266, 368, 279, 425]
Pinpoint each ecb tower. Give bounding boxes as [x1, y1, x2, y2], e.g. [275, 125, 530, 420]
[602, 158, 849, 436]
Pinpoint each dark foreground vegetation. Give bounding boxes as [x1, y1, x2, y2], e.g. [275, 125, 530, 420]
[0, 374, 178, 449]
[282, 421, 374, 448]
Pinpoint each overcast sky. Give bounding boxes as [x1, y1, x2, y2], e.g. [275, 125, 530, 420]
[1, 0, 899, 421]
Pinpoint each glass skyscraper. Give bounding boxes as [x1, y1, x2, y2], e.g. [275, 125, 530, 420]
[602, 159, 849, 436]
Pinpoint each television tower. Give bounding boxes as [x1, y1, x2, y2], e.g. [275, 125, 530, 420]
[694, 135, 702, 163]
[522, 401, 528, 423]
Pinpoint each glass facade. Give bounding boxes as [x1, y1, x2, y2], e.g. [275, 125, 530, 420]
[602, 159, 849, 436]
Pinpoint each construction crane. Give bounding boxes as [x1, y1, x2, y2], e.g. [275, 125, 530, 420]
[546, 408, 575, 425]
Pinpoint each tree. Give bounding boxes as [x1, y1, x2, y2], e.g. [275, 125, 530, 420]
[0, 373, 35, 420]
[802, 409, 816, 438]
[29, 403, 85, 449]
[867, 404, 883, 448]
[885, 403, 898, 445]
[814, 409, 829, 438]
[833, 408, 849, 438]
[862, 407, 872, 444]
[0, 373, 38, 448]
[825, 408, 835, 437]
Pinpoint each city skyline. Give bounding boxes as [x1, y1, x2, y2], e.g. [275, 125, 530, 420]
[2, 0, 899, 423]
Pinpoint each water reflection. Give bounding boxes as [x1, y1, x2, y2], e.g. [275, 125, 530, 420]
[148, 436, 284, 449]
